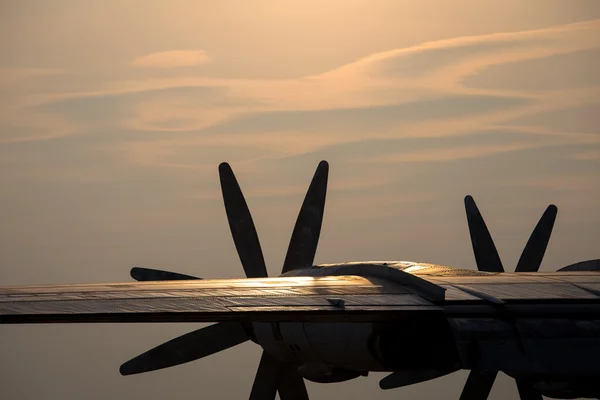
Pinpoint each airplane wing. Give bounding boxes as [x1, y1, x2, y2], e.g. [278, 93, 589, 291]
[0, 275, 441, 324]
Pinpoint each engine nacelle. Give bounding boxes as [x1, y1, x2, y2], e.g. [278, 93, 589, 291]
[253, 321, 382, 383]
[252, 316, 459, 383]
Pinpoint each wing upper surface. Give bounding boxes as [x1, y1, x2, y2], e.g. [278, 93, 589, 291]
[426, 272, 600, 301]
[0, 276, 439, 324]
[3, 271, 600, 324]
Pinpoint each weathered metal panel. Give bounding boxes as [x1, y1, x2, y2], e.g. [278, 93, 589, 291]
[548, 274, 600, 283]
[462, 283, 598, 300]
[429, 275, 555, 284]
[3, 262, 600, 325]
[218, 294, 432, 307]
[571, 283, 600, 295]
[300, 262, 447, 302]
[438, 285, 482, 301]
[0, 276, 405, 299]
[227, 305, 438, 312]
[0, 276, 442, 324]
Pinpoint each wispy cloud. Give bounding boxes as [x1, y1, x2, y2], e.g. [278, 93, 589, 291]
[1, 19, 599, 181]
[131, 50, 210, 68]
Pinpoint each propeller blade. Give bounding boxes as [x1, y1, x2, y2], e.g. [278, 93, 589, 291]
[516, 379, 543, 400]
[282, 160, 329, 273]
[130, 267, 200, 281]
[379, 369, 457, 389]
[219, 162, 268, 278]
[278, 364, 309, 400]
[249, 351, 280, 400]
[558, 259, 600, 272]
[459, 370, 497, 400]
[464, 196, 504, 273]
[515, 205, 558, 273]
[119, 322, 248, 375]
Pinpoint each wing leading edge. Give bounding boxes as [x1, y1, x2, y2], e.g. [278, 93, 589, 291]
[0, 276, 440, 324]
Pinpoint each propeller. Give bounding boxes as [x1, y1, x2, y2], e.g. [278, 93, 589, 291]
[380, 368, 458, 390]
[459, 371, 497, 400]
[120, 322, 249, 375]
[124, 266, 250, 376]
[246, 160, 328, 400]
[120, 161, 329, 400]
[219, 162, 268, 279]
[464, 196, 557, 274]
[282, 160, 329, 273]
[130, 267, 200, 281]
[460, 195, 556, 400]
[249, 352, 280, 400]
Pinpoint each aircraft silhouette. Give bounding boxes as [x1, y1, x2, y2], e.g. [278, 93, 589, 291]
[2, 161, 599, 400]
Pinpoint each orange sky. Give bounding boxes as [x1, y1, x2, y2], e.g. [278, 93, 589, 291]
[1, 1, 599, 399]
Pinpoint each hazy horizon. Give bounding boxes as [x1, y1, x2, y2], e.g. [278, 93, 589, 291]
[1, 1, 599, 399]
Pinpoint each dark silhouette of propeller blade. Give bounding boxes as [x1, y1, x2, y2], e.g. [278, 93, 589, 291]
[558, 259, 600, 271]
[464, 196, 504, 273]
[282, 161, 329, 273]
[515, 205, 558, 273]
[130, 267, 200, 281]
[119, 322, 248, 375]
[516, 379, 543, 400]
[278, 364, 309, 400]
[459, 370, 497, 400]
[249, 351, 280, 400]
[379, 369, 457, 389]
[219, 162, 268, 278]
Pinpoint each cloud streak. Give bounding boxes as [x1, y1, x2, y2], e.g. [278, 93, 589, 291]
[131, 50, 210, 68]
[1, 19, 599, 181]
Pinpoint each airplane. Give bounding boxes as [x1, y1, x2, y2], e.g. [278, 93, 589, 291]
[1, 160, 600, 400]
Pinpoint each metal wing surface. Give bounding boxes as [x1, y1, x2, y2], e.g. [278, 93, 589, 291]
[0, 276, 440, 324]
[427, 272, 600, 301]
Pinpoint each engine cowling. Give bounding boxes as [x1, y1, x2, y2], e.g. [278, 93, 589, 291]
[253, 322, 381, 382]
[252, 316, 459, 383]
